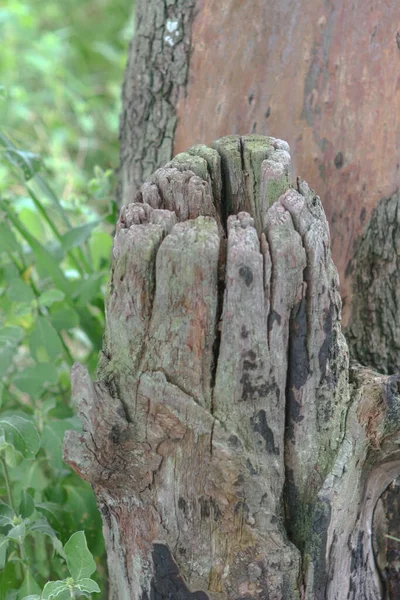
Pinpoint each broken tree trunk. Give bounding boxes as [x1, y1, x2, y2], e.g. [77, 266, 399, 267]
[64, 136, 400, 599]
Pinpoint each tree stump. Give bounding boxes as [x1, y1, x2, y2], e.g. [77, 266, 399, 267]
[64, 136, 400, 599]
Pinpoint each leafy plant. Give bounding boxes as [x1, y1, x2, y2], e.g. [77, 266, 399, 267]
[0, 2, 133, 596]
[0, 129, 110, 597]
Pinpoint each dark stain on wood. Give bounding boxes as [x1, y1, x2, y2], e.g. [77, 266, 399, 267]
[319, 302, 334, 379]
[250, 409, 280, 454]
[239, 265, 254, 287]
[268, 309, 282, 332]
[288, 298, 309, 390]
[148, 543, 210, 600]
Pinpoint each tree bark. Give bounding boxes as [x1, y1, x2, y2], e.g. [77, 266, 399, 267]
[119, 0, 400, 334]
[65, 136, 400, 599]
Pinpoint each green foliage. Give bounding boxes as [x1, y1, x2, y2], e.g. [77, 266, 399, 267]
[0, 0, 133, 597]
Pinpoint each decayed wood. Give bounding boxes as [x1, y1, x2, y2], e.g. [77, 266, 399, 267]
[64, 136, 400, 599]
[120, 0, 400, 333]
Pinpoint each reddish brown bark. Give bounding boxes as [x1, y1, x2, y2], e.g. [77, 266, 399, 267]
[171, 0, 400, 326]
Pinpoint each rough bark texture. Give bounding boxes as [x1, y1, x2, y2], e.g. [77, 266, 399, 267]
[118, 0, 196, 205]
[65, 136, 400, 599]
[119, 0, 400, 332]
[347, 192, 400, 374]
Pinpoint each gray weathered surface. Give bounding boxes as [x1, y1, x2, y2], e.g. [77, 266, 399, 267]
[65, 136, 400, 599]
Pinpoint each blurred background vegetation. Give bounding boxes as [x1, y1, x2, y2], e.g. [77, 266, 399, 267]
[0, 1, 133, 597]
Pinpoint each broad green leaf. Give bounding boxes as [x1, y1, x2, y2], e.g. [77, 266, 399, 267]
[41, 580, 68, 600]
[74, 578, 100, 594]
[71, 272, 105, 307]
[9, 459, 49, 496]
[0, 384, 3, 409]
[88, 231, 112, 271]
[61, 219, 103, 252]
[0, 223, 19, 254]
[0, 131, 42, 181]
[7, 279, 35, 304]
[42, 421, 76, 471]
[64, 485, 104, 558]
[19, 491, 34, 518]
[20, 596, 41, 600]
[6, 522, 25, 540]
[28, 517, 65, 558]
[38, 290, 65, 307]
[16, 570, 41, 600]
[36, 502, 71, 540]
[1, 202, 103, 348]
[0, 347, 14, 378]
[29, 317, 63, 363]
[0, 326, 22, 347]
[64, 531, 96, 581]
[4, 445, 23, 468]
[0, 561, 19, 600]
[0, 416, 40, 459]
[0, 535, 9, 569]
[13, 364, 58, 397]
[50, 305, 79, 332]
[0, 502, 14, 526]
[18, 207, 45, 241]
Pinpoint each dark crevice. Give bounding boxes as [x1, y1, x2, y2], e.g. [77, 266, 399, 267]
[209, 143, 230, 405]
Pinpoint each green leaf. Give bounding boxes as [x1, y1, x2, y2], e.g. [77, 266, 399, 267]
[64, 531, 96, 581]
[0, 561, 19, 600]
[6, 522, 26, 541]
[16, 570, 41, 600]
[0, 134, 42, 181]
[0, 223, 19, 254]
[71, 272, 106, 307]
[0, 202, 70, 296]
[0, 535, 9, 569]
[19, 491, 34, 518]
[0, 416, 40, 459]
[4, 445, 23, 468]
[0, 347, 14, 378]
[38, 289, 65, 307]
[74, 578, 100, 594]
[13, 364, 58, 397]
[0, 384, 3, 409]
[35, 502, 70, 540]
[88, 231, 112, 271]
[20, 596, 41, 600]
[41, 580, 68, 600]
[42, 421, 77, 471]
[0, 502, 14, 526]
[28, 517, 65, 558]
[18, 207, 45, 241]
[7, 279, 35, 304]
[0, 203, 103, 349]
[50, 305, 79, 332]
[29, 317, 63, 363]
[61, 220, 103, 252]
[0, 326, 22, 347]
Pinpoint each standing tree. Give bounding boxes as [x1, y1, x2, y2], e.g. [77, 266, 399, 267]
[65, 135, 400, 599]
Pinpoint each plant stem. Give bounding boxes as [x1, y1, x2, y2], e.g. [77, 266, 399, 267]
[0, 456, 16, 513]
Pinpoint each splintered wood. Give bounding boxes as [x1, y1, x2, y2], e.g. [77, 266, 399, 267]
[64, 136, 400, 600]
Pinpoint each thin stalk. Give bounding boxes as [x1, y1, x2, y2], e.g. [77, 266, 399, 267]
[26, 186, 86, 276]
[1, 457, 16, 513]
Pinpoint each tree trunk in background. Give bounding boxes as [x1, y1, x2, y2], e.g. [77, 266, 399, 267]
[65, 136, 400, 599]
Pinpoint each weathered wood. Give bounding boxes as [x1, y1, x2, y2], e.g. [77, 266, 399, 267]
[65, 136, 400, 599]
[119, 0, 400, 335]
